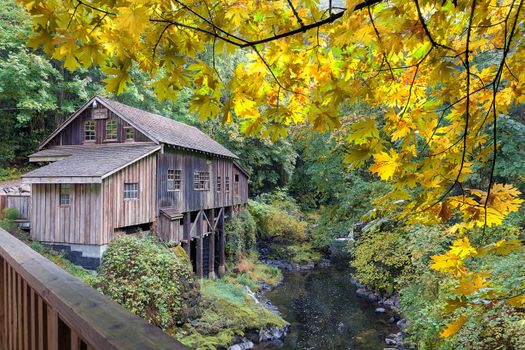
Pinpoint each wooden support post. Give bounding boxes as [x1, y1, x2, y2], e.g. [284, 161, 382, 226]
[183, 212, 191, 257]
[196, 211, 204, 279]
[218, 208, 226, 276]
[208, 209, 216, 279]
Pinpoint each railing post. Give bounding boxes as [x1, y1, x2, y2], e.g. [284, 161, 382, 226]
[0, 257, 5, 350]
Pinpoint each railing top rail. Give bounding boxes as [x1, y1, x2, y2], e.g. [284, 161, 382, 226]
[0, 228, 187, 350]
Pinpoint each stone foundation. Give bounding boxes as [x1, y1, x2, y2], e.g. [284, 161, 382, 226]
[43, 243, 108, 270]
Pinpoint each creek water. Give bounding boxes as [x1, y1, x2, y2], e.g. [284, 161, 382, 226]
[258, 265, 397, 350]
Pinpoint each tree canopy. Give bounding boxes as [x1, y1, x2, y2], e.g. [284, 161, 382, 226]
[19, 0, 525, 337]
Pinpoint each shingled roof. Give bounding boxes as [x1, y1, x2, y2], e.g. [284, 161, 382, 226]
[39, 96, 238, 159]
[23, 144, 160, 183]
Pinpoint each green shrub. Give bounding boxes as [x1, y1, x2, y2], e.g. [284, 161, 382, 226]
[350, 228, 410, 293]
[249, 198, 308, 242]
[0, 207, 18, 232]
[225, 209, 256, 263]
[96, 237, 200, 329]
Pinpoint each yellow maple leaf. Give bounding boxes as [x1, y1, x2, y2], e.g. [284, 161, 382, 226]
[115, 6, 149, 38]
[346, 118, 380, 145]
[370, 149, 400, 181]
[456, 273, 489, 295]
[441, 314, 468, 338]
[103, 66, 130, 95]
[507, 295, 525, 307]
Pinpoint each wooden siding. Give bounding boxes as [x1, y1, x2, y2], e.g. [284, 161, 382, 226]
[0, 195, 31, 221]
[30, 183, 102, 245]
[232, 165, 249, 205]
[157, 215, 182, 242]
[157, 148, 234, 213]
[101, 154, 157, 244]
[30, 155, 157, 245]
[47, 108, 151, 146]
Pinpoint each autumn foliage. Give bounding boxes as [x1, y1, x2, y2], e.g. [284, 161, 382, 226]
[19, 0, 525, 338]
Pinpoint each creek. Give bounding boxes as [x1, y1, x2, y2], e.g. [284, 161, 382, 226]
[256, 264, 398, 350]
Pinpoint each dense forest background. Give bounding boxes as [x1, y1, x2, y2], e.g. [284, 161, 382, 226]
[2, 0, 525, 348]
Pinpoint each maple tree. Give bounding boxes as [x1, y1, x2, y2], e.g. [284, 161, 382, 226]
[19, 0, 525, 337]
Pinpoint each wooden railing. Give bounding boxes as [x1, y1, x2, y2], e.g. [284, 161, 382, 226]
[0, 228, 187, 350]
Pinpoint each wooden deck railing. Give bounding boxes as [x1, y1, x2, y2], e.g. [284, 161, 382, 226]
[0, 228, 187, 350]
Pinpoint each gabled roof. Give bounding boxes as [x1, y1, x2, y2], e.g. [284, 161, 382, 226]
[23, 144, 160, 183]
[39, 96, 238, 159]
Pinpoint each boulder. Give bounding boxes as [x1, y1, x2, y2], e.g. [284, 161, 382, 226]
[228, 339, 254, 350]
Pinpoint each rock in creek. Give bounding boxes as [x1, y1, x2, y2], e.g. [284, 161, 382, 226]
[228, 338, 254, 350]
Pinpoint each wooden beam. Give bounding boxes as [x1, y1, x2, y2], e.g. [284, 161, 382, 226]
[208, 209, 216, 279]
[196, 211, 204, 279]
[183, 213, 191, 257]
[218, 208, 226, 277]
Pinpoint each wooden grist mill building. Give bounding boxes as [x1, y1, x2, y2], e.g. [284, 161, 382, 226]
[22, 96, 249, 277]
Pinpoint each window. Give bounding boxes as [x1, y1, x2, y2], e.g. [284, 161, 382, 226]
[217, 176, 222, 192]
[59, 184, 70, 206]
[167, 169, 181, 191]
[124, 126, 134, 141]
[194, 171, 210, 191]
[84, 121, 96, 141]
[124, 183, 139, 199]
[235, 174, 240, 182]
[105, 119, 117, 140]
[225, 176, 230, 192]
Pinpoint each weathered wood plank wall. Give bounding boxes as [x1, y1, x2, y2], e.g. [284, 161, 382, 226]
[157, 148, 236, 213]
[101, 153, 157, 244]
[0, 195, 31, 221]
[30, 183, 102, 245]
[47, 108, 151, 146]
[232, 165, 249, 205]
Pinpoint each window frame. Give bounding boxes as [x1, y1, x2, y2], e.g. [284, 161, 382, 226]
[105, 118, 118, 141]
[194, 171, 210, 191]
[217, 175, 222, 192]
[167, 169, 182, 191]
[225, 176, 230, 193]
[59, 184, 71, 207]
[123, 182, 139, 200]
[84, 120, 96, 142]
[124, 126, 134, 141]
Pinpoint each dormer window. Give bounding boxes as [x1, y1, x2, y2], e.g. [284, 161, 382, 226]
[105, 119, 117, 141]
[84, 121, 95, 141]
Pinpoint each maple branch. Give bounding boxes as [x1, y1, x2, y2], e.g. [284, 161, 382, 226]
[252, 46, 294, 95]
[286, 0, 306, 28]
[76, 0, 115, 16]
[452, 0, 476, 194]
[399, 65, 419, 120]
[367, 6, 395, 80]
[238, 0, 383, 48]
[150, 19, 243, 47]
[417, 0, 478, 214]
[414, 0, 456, 52]
[482, 0, 522, 240]
[153, 23, 173, 59]
[67, 2, 81, 30]
[172, 0, 249, 45]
